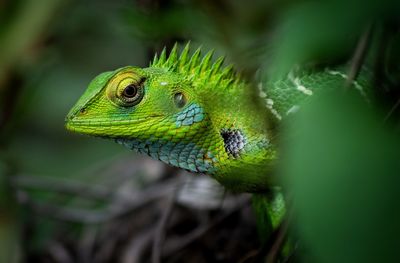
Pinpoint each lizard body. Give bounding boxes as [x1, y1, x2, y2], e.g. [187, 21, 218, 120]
[65, 43, 370, 245]
[66, 44, 278, 193]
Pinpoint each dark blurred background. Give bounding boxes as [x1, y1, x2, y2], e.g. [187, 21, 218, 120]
[0, 0, 400, 262]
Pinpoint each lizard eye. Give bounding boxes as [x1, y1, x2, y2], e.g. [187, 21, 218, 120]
[174, 92, 187, 108]
[107, 69, 147, 107]
[116, 78, 145, 107]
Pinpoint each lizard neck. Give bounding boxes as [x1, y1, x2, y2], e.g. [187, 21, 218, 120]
[210, 123, 277, 192]
[116, 136, 220, 174]
[116, 86, 277, 192]
[115, 112, 276, 192]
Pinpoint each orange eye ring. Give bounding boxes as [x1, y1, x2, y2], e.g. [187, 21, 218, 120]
[116, 80, 145, 107]
[106, 69, 147, 107]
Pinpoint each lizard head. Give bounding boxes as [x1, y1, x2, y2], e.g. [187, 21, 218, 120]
[66, 44, 232, 174]
[66, 43, 277, 191]
[65, 66, 197, 139]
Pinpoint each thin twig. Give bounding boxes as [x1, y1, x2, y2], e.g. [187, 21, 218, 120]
[18, 178, 178, 223]
[265, 218, 290, 263]
[12, 175, 113, 201]
[122, 228, 156, 263]
[152, 178, 180, 263]
[265, 198, 293, 263]
[78, 226, 98, 263]
[345, 24, 373, 87]
[47, 242, 74, 263]
[161, 195, 250, 257]
[384, 98, 400, 122]
[238, 249, 261, 263]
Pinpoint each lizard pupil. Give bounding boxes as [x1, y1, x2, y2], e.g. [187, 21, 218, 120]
[123, 85, 137, 98]
[116, 79, 145, 107]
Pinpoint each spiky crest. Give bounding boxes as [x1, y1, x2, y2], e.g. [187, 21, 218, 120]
[150, 42, 240, 89]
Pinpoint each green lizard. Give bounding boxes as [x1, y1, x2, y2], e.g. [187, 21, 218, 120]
[65, 43, 369, 245]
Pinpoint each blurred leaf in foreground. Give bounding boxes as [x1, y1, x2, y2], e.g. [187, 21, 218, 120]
[281, 89, 400, 263]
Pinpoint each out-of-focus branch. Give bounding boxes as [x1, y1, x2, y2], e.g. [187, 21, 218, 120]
[384, 99, 400, 122]
[152, 184, 178, 263]
[16, 177, 179, 224]
[161, 195, 250, 257]
[122, 228, 156, 263]
[265, 211, 292, 263]
[345, 24, 373, 87]
[12, 175, 114, 201]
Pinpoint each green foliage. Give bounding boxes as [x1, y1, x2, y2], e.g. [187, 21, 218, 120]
[281, 90, 400, 262]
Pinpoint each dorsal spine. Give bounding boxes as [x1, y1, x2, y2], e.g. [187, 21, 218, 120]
[150, 43, 241, 89]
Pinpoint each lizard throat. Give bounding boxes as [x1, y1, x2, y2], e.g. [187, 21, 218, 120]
[115, 138, 218, 174]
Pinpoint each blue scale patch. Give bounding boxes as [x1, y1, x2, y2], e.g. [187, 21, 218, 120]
[175, 103, 205, 127]
[115, 138, 217, 174]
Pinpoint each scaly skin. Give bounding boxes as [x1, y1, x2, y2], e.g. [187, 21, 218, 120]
[65, 43, 370, 245]
[66, 43, 278, 193]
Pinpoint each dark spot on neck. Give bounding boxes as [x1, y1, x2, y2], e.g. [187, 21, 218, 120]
[220, 129, 246, 158]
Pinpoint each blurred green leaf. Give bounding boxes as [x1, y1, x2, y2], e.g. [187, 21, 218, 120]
[263, 0, 399, 81]
[281, 90, 400, 262]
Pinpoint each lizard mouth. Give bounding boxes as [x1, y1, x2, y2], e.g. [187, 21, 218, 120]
[65, 115, 165, 136]
[66, 118, 152, 127]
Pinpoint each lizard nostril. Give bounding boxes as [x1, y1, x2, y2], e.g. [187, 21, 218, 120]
[79, 108, 87, 115]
